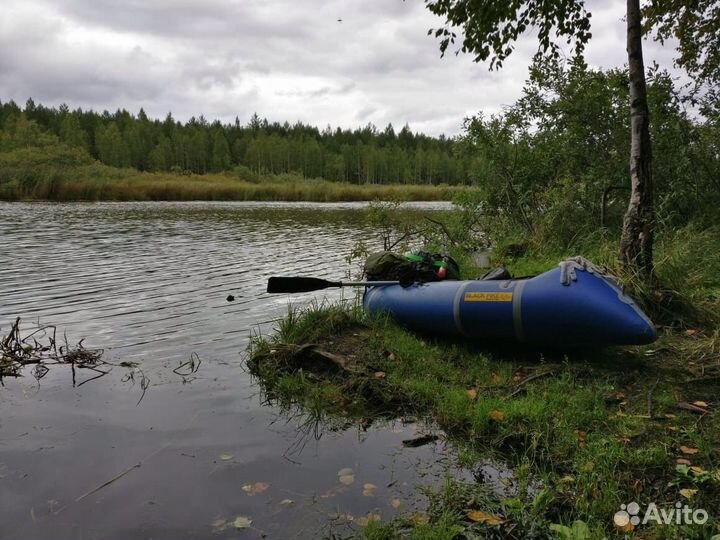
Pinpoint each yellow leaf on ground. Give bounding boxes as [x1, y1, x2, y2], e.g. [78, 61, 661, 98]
[362, 483, 376, 496]
[466, 388, 478, 400]
[680, 445, 700, 455]
[467, 510, 504, 525]
[693, 401, 709, 408]
[374, 371, 386, 379]
[676, 458, 692, 465]
[683, 329, 697, 337]
[489, 410, 505, 422]
[242, 482, 269, 495]
[615, 521, 635, 533]
[680, 488, 698, 499]
[390, 498, 402, 509]
[575, 430, 587, 449]
[338, 467, 353, 476]
[690, 466, 705, 475]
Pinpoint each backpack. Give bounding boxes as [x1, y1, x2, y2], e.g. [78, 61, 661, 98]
[364, 251, 460, 285]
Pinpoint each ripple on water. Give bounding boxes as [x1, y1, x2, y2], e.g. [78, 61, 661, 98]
[0, 201, 466, 540]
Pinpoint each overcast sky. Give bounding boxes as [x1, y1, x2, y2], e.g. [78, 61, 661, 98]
[1, 0, 681, 137]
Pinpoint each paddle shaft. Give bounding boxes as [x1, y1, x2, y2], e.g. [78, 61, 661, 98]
[266, 276, 399, 294]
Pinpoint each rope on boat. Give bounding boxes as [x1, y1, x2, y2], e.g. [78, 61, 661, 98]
[558, 256, 611, 286]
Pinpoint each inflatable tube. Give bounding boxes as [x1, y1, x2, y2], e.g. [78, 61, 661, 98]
[363, 262, 657, 347]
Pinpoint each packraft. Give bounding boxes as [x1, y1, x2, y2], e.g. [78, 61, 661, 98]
[363, 257, 657, 347]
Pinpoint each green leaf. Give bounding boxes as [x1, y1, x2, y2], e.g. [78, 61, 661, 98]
[549, 521, 589, 540]
[570, 520, 590, 540]
[549, 524, 573, 539]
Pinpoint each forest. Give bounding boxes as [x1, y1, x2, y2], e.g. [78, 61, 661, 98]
[1, 55, 717, 235]
[0, 100, 470, 185]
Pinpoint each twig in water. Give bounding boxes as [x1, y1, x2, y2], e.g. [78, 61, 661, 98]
[121, 368, 151, 405]
[173, 352, 202, 379]
[75, 462, 142, 502]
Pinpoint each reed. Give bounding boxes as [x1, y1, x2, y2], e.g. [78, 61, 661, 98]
[0, 163, 468, 202]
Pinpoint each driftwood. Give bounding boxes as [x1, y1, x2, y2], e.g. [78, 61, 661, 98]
[677, 402, 709, 415]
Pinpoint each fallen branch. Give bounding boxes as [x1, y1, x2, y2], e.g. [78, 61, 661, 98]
[75, 462, 142, 502]
[509, 370, 556, 398]
[647, 378, 660, 419]
[677, 402, 709, 415]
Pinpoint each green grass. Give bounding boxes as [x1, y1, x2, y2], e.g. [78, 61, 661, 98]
[248, 227, 720, 539]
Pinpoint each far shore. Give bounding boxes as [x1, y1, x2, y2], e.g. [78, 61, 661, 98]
[0, 168, 471, 203]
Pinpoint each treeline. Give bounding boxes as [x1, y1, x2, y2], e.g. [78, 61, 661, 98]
[1, 56, 717, 215]
[0, 101, 471, 185]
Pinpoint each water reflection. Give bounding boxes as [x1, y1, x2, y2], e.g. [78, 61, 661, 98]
[0, 201, 467, 540]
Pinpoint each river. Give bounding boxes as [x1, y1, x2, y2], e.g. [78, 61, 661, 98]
[0, 201, 471, 540]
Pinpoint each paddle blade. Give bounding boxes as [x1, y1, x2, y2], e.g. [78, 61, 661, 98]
[267, 276, 340, 294]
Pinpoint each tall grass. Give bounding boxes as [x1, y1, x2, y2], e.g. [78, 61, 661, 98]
[0, 163, 468, 202]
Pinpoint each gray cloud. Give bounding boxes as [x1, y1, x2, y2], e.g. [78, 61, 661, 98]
[0, 0, 686, 136]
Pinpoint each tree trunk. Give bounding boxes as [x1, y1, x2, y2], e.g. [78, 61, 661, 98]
[619, 0, 655, 277]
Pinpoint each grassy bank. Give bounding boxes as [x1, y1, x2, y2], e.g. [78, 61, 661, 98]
[0, 160, 466, 202]
[248, 227, 720, 539]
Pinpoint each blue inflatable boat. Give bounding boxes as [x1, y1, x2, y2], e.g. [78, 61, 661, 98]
[363, 258, 657, 347]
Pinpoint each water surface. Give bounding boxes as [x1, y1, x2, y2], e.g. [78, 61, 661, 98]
[0, 201, 466, 539]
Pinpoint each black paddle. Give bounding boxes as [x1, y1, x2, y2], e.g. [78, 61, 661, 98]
[266, 276, 399, 294]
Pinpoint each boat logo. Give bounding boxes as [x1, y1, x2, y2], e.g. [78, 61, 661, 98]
[464, 292, 513, 302]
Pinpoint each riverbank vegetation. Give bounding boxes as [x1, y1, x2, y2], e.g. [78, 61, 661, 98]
[0, 162, 461, 202]
[248, 221, 720, 538]
[243, 52, 719, 535]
